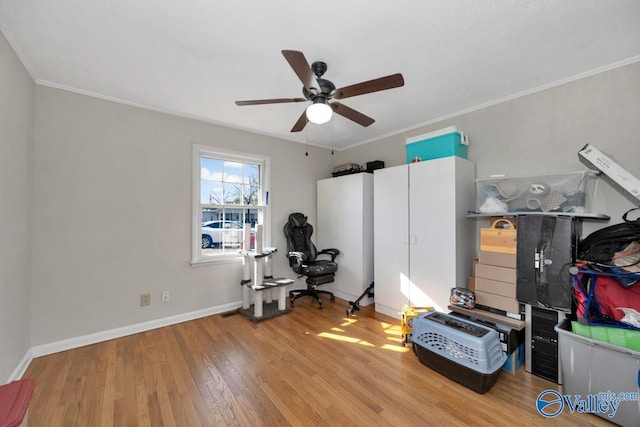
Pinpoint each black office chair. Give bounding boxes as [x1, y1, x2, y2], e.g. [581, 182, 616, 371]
[284, 212, 340, 308]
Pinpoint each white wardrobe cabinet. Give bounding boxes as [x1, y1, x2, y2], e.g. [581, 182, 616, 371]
[317, 173, 374, 305]
[374, 157, 475, 318]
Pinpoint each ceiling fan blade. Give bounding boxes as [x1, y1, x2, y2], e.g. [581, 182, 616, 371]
[281, 50, 320, 94]
[290, 110, 308, 132]
[235, 98, 307, 106]
[331, 102, 375, 127]
[334, 73, 404, 99]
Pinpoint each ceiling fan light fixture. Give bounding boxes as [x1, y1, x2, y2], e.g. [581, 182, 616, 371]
[306, 100, 332, 124]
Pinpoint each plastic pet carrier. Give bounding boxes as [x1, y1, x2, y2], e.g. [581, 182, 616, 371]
[411, 311, 507, 393]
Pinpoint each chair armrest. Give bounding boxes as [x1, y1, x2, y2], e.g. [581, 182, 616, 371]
[287, 251, 305, 264]
[287, 251, 304, 258]
[318, 248, 340, 262]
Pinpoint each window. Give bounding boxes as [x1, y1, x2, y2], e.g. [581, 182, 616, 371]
[192, 145, 270, 263]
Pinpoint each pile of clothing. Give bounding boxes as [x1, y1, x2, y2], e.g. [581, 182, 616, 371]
[575, 208, 640, 327]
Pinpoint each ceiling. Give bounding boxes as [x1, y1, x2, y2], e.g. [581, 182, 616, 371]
[1, 1, 639, 150]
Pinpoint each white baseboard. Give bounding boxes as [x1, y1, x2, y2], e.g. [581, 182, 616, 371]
[9, 348, 34, 382]
[374, 304, 402, 320]
[29, 301, 242, 359]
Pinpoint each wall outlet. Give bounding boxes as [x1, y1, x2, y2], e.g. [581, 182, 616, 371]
[140, 293, 151, 306]
[161, 290, 170, 303]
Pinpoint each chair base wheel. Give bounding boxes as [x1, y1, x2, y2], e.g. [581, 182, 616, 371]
[288, 287, 334, 310]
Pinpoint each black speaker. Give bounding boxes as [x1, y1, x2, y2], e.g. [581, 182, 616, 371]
[365, 160, 385, 173]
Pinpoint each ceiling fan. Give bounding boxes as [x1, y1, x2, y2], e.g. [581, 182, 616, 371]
[235, 50, 405, 132]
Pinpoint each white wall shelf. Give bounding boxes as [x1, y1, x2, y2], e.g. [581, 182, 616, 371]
[467, 212, 610, 221]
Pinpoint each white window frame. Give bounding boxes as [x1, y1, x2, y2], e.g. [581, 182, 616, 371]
[191, 144, 271, 265]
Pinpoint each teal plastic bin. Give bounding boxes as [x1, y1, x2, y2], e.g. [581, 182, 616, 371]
[406, 126, 468, 163]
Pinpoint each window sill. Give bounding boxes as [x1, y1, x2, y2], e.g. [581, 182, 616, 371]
[190, 255, 243, 267]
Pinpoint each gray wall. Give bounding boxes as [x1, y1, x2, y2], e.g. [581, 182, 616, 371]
[0, 31, 34, 381]
[30, 86, 333, 347]
[337, 61, 640, 234]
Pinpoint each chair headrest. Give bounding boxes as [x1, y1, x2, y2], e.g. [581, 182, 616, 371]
[288, 212, 308, 228]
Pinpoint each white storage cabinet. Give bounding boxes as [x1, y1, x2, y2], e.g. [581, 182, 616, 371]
[374, 157, 475, 318]
[317, 173, 374, 305]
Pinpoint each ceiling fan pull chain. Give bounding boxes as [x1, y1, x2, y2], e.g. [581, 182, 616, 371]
[305, 126, 309, 156]
[331, 121, 334, 155]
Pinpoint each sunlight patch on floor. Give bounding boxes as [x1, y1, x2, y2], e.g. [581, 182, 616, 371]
[340, 318, 358, 327]
[317, 332, 375, 347]
[311, 312, 410, 351]
[380, 323, 402, 337]
[380, 343, 411, 353]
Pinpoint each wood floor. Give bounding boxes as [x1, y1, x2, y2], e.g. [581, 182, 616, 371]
[23, 296, 611, 426]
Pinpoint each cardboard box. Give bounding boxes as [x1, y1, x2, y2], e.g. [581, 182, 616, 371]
[475, 290, 520, 314]
[478, 251, 517, 269]
[480, 219, 517, 254]
[475, 277, 516, 298]
[579, 143, 640, 206]
[475, 263, 516, 284]
[401, 306, 434, 344]
[467, 258, 478, 292]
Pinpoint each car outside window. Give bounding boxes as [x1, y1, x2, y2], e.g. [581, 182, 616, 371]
[192, 145, 269, 264]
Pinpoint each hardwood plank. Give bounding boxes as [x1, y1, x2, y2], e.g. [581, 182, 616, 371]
[22, 297, 611, 426]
